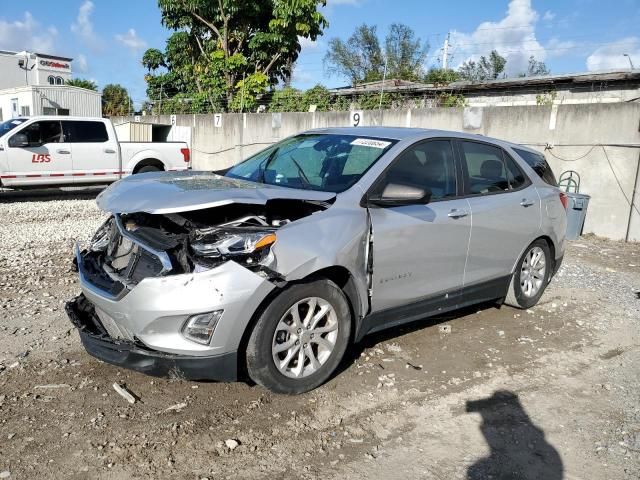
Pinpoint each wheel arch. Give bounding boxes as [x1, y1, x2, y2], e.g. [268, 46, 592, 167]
[236, 265, 362, 380]
[511, 234, 557, 275]
[132, 158, 165, 173]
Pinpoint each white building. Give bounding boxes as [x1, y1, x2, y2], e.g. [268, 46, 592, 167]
[0, 49, 101, 120]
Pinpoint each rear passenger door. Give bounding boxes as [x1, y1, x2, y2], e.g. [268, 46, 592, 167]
[63, 120, 119, 182]
[457, 140, 541, 289]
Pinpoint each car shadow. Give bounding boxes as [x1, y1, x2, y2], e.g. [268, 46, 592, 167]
[466, 390, 563, 480]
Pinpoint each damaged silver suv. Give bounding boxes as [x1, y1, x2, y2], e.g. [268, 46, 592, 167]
[67, 127, 567, 394]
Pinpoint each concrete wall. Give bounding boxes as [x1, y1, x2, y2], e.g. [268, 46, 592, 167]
[113, 103, 640, 241]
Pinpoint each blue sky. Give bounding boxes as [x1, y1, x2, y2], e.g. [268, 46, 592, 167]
[1, 0, 639, 107]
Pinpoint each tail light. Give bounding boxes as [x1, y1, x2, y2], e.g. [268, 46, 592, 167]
[559, 192, 569, 210]
[180, 148, 191, 163]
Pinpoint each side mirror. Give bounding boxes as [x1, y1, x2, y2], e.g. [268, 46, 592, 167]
[367, 183, 432, 207]
[9, 133, 30, 148]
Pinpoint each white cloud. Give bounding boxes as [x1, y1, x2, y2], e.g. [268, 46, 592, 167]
[115, 28, 147, 53]
[545, 38, 578, 58]
[76, 54, 89, 73]
[543, 10, 556, 22]
[292, 66, 315, 84]
[71, 1, 101, 50]
[450, 0, 545, 76]
[298, 36, 322, 51]
[586, 37, 640, 70]
[0, 12, 58, 53]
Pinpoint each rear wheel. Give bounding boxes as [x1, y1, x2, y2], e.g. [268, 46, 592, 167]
[246, 279, 351, 394]
[505, 239, 552, 309]
[136, 165, 162, 174]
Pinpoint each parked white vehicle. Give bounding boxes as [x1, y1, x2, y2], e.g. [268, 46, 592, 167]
[0, 116, 190, 188]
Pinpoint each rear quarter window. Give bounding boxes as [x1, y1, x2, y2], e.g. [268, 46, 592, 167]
[514, 147, 558, 186]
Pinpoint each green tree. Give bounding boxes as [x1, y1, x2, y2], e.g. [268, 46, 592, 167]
[384, 23, 428, 81]
[324, 24, 384, 85]
[151, 0, 328, 110]
[142, 48, 166, 72]
[269, 87, 303, 112]
[301, 84, 332, 111]
[66, 78, 97, 90]
[425, 68, 460, 84]
[324, 23, 428, 85]
[102, 84, 132, 116]
[458, 50, 507, 82]
[525, 56, 550, 77]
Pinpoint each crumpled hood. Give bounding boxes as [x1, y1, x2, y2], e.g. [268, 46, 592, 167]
[96, 171, 336, 214]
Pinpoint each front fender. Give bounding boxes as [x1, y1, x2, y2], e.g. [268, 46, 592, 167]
[270, 206, 370, 321]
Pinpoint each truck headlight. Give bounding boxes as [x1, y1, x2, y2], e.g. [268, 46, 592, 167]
[182, 310, 223, 345]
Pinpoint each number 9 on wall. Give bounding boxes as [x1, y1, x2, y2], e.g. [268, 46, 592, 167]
[350, 110, 363, 127]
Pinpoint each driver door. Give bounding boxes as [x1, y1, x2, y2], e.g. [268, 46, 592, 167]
[7, 120, 73, 186]
[368, 139, 471, 314]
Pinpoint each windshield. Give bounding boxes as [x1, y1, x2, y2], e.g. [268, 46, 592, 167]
[0, 118, 27, 137]
[225, 134, 397, 193]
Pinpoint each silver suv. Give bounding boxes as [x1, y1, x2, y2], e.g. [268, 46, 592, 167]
[67, 127, 567, 394]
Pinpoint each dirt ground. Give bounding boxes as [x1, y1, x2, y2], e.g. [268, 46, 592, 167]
[0, 190, 639, 479]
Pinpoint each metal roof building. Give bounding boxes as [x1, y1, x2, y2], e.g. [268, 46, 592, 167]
[329, 70, 640, 107]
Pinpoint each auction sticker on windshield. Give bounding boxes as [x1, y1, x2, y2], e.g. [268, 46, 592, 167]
[351, 138, 392, 149]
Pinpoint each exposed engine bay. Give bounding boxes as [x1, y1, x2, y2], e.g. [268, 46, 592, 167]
[81, 199, 332, 292]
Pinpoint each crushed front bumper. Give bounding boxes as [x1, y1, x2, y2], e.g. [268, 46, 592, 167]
[68, 243, 277, 380]
[66, 295, 237, 380]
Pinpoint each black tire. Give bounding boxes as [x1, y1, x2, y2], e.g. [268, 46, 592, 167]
[246, 279, 351, 395]
[136, 165, 162, 174]
[505, 239, 552, 309]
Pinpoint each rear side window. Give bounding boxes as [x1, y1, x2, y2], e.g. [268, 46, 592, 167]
[504, 153, 528, 190]
[62, 121, 109, 143]
[513, 148, 558, 186]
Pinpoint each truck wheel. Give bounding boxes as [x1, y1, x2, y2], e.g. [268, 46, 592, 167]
[246, 279, 351, 395]
[505, 239, 552, 309]
[136, 165, 162, 174]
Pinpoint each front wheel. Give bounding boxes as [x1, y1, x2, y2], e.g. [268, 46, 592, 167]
[505, 239, 552, 309]
[246, 279, 351, 395]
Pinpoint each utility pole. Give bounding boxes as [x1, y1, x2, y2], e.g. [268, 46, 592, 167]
[623, 54, 635, 70]
[442, 33, 450, 70]
[379, 55, 388, 112]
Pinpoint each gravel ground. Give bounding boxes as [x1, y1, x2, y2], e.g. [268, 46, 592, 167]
[0, 191, 639, 480]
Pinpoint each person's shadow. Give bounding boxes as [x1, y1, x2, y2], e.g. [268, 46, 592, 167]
[466, 390, 563, 480]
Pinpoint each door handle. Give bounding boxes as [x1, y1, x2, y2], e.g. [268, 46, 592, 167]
[448, 209, 469, 219]
[56, 149, 71, 154]
[104, 148, 116, 154]
[520, 199, 535, 207]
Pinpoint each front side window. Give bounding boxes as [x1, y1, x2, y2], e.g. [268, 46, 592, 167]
[48, 76, 55, 85]
[62, 121, 108, 142]
[56, 77, 64, 85]
[226, 134, 397, 193]
[13, 121, 62, 146]
[375, 140, 457, 201]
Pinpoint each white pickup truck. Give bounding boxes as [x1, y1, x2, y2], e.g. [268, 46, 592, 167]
[0, 116, 190, 188]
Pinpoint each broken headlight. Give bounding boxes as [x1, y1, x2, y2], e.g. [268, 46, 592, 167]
[190, 230, 276, 266]
[89, 218, 113, 252]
